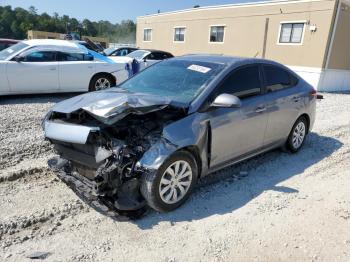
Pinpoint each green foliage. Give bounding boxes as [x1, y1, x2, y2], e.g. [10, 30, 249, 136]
[0, 5, 136, 43]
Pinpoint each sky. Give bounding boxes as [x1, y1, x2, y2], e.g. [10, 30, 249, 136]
[0, 0, 255, 23]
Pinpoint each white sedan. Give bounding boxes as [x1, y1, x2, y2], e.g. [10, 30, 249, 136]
[0, 39, 129, 95]
[108, 49, 174, 74]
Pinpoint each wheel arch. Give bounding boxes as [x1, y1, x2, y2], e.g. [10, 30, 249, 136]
[298, 113, 310, 133]
[89, 72, 116, 87]
[177, 146, 203, 178]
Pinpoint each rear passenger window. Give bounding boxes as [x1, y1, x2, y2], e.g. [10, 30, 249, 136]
[217, 65, 261, 99]
[264, 65, 297, 92]
[58, 52, 85, 61]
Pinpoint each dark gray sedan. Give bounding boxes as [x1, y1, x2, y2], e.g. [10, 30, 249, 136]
[43, 55, 317, 215]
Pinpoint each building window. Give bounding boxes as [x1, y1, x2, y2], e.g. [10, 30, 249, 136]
[143, 28, 152, 42]
[279, 23, 304, 44]
[174, 27, 186, 42]
[210, 26, 225, 43]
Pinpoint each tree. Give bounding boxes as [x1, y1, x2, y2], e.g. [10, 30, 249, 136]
[0, 5, 136, 43]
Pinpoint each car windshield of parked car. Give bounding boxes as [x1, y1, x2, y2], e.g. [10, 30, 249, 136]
[127, 50, 149, 60]
[0, 42, 28, 60]
[104, 47, 116, 56]
[119, 59, 225, 103]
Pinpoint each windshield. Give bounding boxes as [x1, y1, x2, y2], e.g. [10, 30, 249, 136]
[104, 47, 116, 56]
[119, 59, 225, 103]
[0, 42, 28, 60]
[127, 50, 149, 60]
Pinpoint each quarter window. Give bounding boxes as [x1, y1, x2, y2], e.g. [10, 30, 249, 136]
[279, 23, 304, 44]
[263, 65, 297, 92]
[144, 29, 152, 42]
[217, 65, 261, 99]
[210, 26, 225, 43]
[174, 27, 186, 42]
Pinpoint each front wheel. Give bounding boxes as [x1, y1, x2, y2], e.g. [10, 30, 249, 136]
[286, 116, 308, 153]
[140, 151, 198, 212]
[89, 74, 114, 92]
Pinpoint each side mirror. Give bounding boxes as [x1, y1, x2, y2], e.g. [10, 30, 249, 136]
[14, 56, 24, 62]
[211, 93, 241, 108]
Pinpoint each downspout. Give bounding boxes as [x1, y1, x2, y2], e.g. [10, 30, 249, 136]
[323, 0, 341, 70]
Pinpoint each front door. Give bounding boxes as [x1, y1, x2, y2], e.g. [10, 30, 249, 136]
[7, 50, 59, 93]
[208, 65, 268, 168]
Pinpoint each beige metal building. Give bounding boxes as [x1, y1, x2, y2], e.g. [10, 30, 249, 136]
[27, 30, 109, 48]
[137, 0, 350, 91]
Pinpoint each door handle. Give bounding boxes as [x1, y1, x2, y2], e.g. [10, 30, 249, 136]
[255, 106, 266, 113]
[49, 67, 56, 71]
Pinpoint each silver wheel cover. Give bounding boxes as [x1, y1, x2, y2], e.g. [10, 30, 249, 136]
[292, 121, 306, 149]
[159, 160, 193, 205]
[95, 77, 111, 90]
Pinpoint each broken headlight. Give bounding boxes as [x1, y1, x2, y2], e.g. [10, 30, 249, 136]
[41, 110, 52, 131]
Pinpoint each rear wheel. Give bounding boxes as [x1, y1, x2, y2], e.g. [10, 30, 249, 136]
[286, 116, 308, 153]
[89, 74, 114, 92]
[140, 151, 198, 212]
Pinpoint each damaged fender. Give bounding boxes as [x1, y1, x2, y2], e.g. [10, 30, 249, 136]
[137, 113, 211, 177]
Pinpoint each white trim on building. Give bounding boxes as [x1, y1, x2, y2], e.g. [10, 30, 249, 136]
[288, 66, 350, 92]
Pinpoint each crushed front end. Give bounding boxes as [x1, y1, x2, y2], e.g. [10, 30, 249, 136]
[43, 91, 186, 216]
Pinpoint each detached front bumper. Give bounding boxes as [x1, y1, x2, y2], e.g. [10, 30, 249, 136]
[48, 157, 147, 218]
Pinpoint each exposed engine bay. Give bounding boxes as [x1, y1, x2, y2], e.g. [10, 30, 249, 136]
[45, 104, 187, 215]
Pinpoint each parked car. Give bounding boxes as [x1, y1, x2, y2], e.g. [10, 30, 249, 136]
[0, 38, 20, 51]
[108, 49, 174, 74]
[43, 55, 317, 215]
[105, 47, 138, 57]
[0, 39, 129, 95]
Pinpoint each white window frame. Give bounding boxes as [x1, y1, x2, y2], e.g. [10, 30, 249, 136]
[173, 26, 186, 43]
[209, 24, 226, 44]
[143, 28, 152, 42]
[277, 21, 307, 46]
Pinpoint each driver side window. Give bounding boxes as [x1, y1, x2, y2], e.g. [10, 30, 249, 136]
[216, 65, 262, 99]
[23, 51, 56, 62]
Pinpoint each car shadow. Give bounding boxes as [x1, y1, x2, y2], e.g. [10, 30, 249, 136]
[132, 132, 342, 229]
[0, 93, 82, 105]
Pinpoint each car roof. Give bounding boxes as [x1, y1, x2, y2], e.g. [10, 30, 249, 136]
[174, 54, 281, 66]
[0, 38, 20, 43]
[22, 39, 80, 48]
[141, 49, 171, 54]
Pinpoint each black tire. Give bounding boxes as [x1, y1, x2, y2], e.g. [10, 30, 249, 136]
[89, 74, 115, 92]
[140, 150, 198, 212]
[286, 116, 308, 153]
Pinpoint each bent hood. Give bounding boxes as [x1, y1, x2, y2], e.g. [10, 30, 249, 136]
[51, 89, 177, 125]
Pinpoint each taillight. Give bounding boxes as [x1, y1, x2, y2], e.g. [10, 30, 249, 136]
[310, 89, 324, 99]
[309, 89, 317, 97]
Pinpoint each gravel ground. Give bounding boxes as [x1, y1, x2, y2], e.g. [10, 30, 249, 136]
[0, 93, 349, 262]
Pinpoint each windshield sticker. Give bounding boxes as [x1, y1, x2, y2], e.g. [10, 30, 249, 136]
[7, 49, 14, 54]
[187, 64, 212, 74]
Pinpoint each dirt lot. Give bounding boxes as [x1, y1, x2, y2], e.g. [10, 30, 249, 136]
[0, 93, 349, 262]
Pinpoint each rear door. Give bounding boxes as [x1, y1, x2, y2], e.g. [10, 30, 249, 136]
[208, 65, 268, 167]
[262, 64, 302, 146]
[57, 52, 94, 92]
[6, 50, 59, 93]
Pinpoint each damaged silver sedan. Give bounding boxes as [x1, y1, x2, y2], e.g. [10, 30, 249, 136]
[43, 55, 317, 215]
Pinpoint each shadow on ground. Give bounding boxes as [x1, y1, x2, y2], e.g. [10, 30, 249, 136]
[133, 132, 342, 229]
[0, 93, 82, 105]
